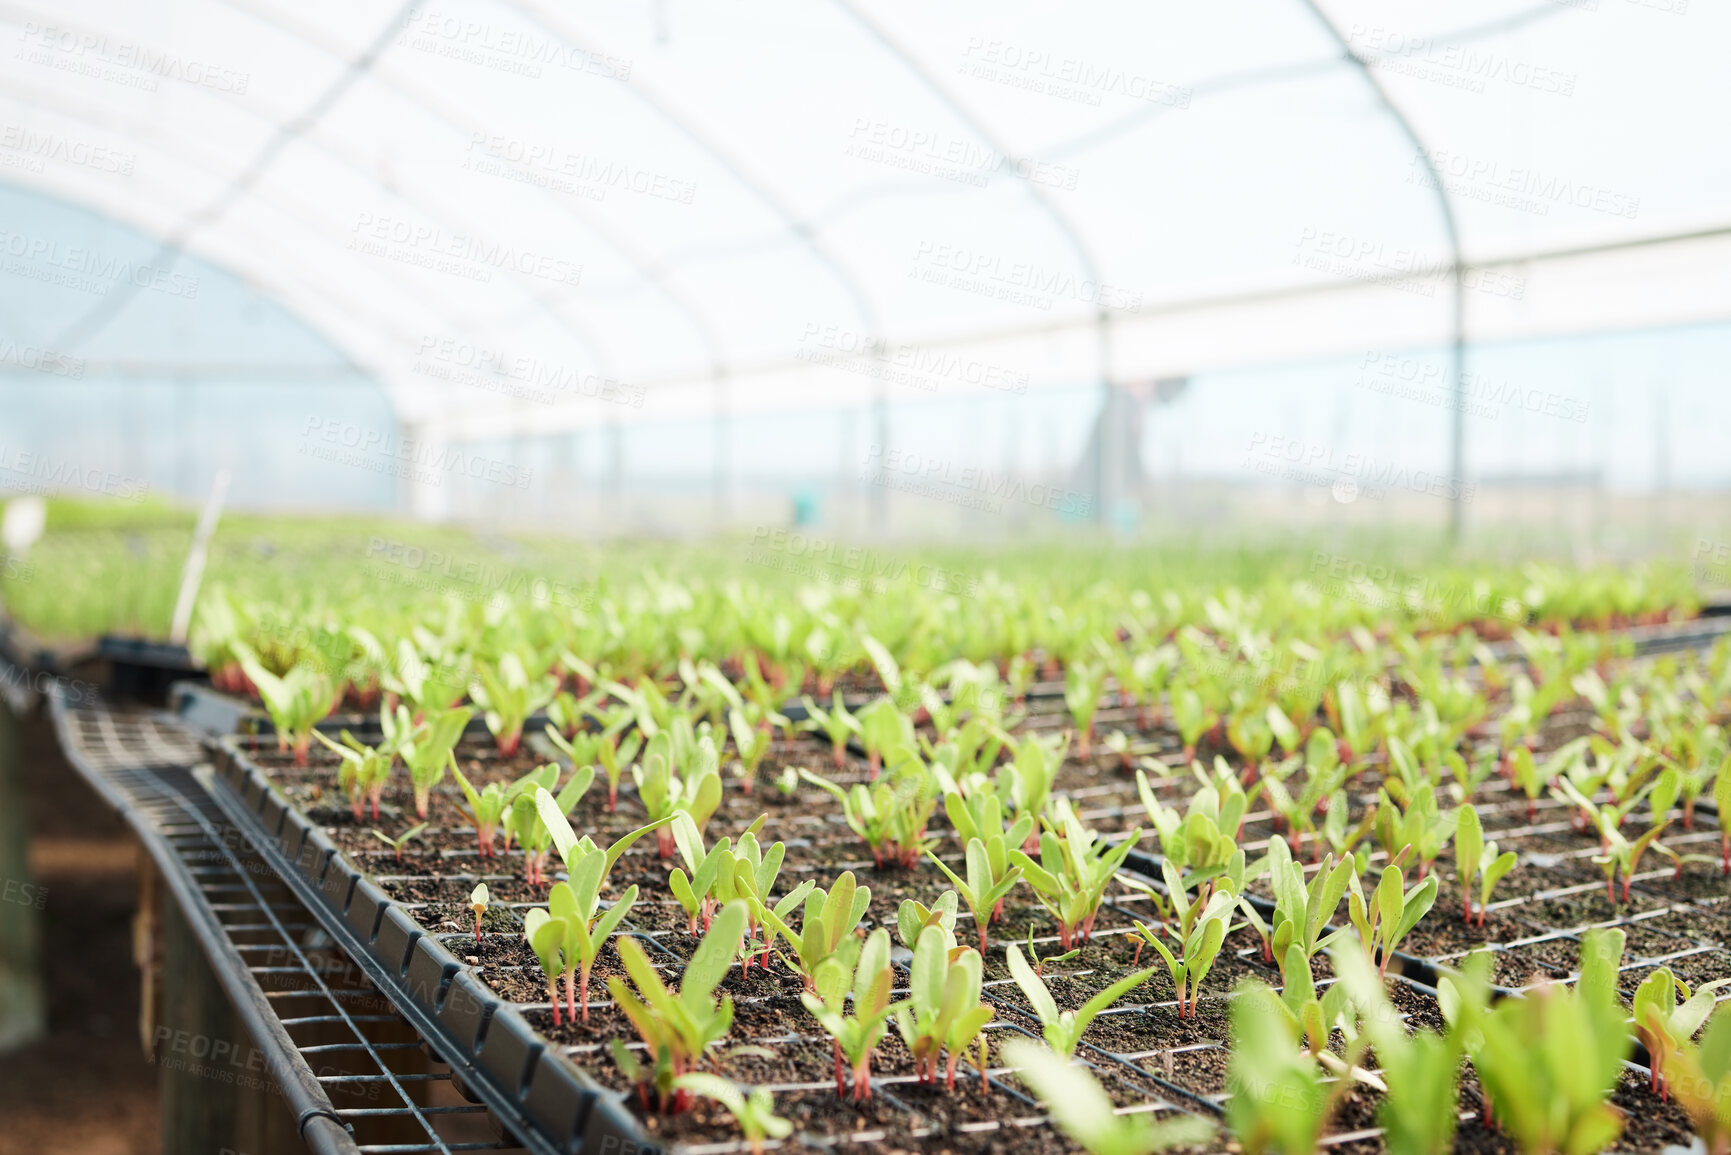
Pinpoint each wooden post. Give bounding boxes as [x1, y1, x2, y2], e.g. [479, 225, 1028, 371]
[0, 695, 46, 1053]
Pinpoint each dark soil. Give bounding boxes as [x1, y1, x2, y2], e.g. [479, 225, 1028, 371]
[222, 642, 1731, 1155]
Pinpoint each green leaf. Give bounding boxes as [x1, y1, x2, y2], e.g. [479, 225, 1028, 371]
[683, 901, 748, 1013]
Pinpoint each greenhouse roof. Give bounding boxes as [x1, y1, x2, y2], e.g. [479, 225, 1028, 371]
[5, 0, 1727, 440]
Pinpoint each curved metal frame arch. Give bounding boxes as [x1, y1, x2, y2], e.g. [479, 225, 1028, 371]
[831, 0, 1120, 524]
[217, 0, 737, 512]
[503, 0, 890, 523]
[1297, 0, 1468, 540]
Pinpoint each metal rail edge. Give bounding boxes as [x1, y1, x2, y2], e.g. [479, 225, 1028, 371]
[205, 733, 662, 1155]
[40, 684, 360, 1155]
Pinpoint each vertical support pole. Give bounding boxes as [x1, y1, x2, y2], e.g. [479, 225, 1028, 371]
[1449, 277, 1466, 545]
[0, 695, 45, 1053]
[715, 371, 730, 524]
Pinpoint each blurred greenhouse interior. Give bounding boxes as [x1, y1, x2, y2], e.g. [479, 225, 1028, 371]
[1, 0, 1727, 551]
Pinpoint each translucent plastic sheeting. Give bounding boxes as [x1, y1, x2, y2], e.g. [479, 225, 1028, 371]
[1, 0, 1725, 440]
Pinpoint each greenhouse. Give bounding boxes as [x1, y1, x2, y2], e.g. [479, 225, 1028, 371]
[1, 2, 1728, 1154]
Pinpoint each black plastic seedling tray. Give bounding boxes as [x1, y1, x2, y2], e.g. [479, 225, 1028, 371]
[184, 614, 1730, 1155]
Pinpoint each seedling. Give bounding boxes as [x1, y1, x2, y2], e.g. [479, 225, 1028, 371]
[1004, 1039, 1215, 1155]
[312, 729, 392, 822]
[1172, 686, 1216, 763]
[1023, 924, 1079, 975]
[471, 652, 558, 755]
[1345, 852, 1439, 978]
[1007, 942, 1153, 1054]
[1453, 804, 1517, 926]
[800, 760, 937, 868]
[927, 839, 1023, 954]
[1261, 838, 1355, 982]
[1130, 887, 1235, 1018]
[718, 824, 814, 971]
[469, 883, 488, 943]
[450, 763, 511, 857]
[541, 873, 638, 1025]
[1591, 808, 1670, 903]
[799, 691, 861, 769]
[671, 1074, 792, 1155]
[894, 925, 994, 1091]
[1334, 949, 1460, 1155]
[1717, 753, 1731, 875]
[1631, 967, 1731, 1099]
[728, 707, 773, 794]
[1226, 982, 1350, 1155]
[856, 697, 913, 778]
[609, 900, 748, 1112]
[235, 645, 337, 765]
[1002, 730, 1067, 846]
[1011, 802, 1141, 949]
[399, 706, 473, 819]
[1371, 784, 1457, 879]
[1456, 929, 1630, 1155]
[635, 735, 723, 859]
[508, 790, 554, 887]
[590, 727, 643, 814]
[667, 813, 734, 934]
[762, 871, 871, 988]
[523, 907, 569, 1026]
[896, 891, 958, 949]
[772, 766, 799, 797]
[369, 822, 427, 862]
[801, 927, 902, 1100]
[1277, 947, 1362, 1079]
[1064, 660, 1106, 757]
[1137, 770, 1242, 891]
[1666, 1004, 1731, 1155]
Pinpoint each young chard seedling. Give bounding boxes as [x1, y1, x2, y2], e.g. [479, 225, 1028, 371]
[469, 882, 488, 943]
[801, 927, 903, 1101]
[1005, 1039, 1215, 1155]
[609, 900, 749, 1112]
[1453, 805, 1517, 926]
[1006, 942, 1154, 1054]
[370, 821, 427, 863]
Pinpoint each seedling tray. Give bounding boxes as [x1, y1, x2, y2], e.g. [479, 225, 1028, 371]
[197, 620, 1728, 1155]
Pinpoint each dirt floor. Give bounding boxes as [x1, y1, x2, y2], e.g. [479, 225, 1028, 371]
[0, 706, 161, 1155]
